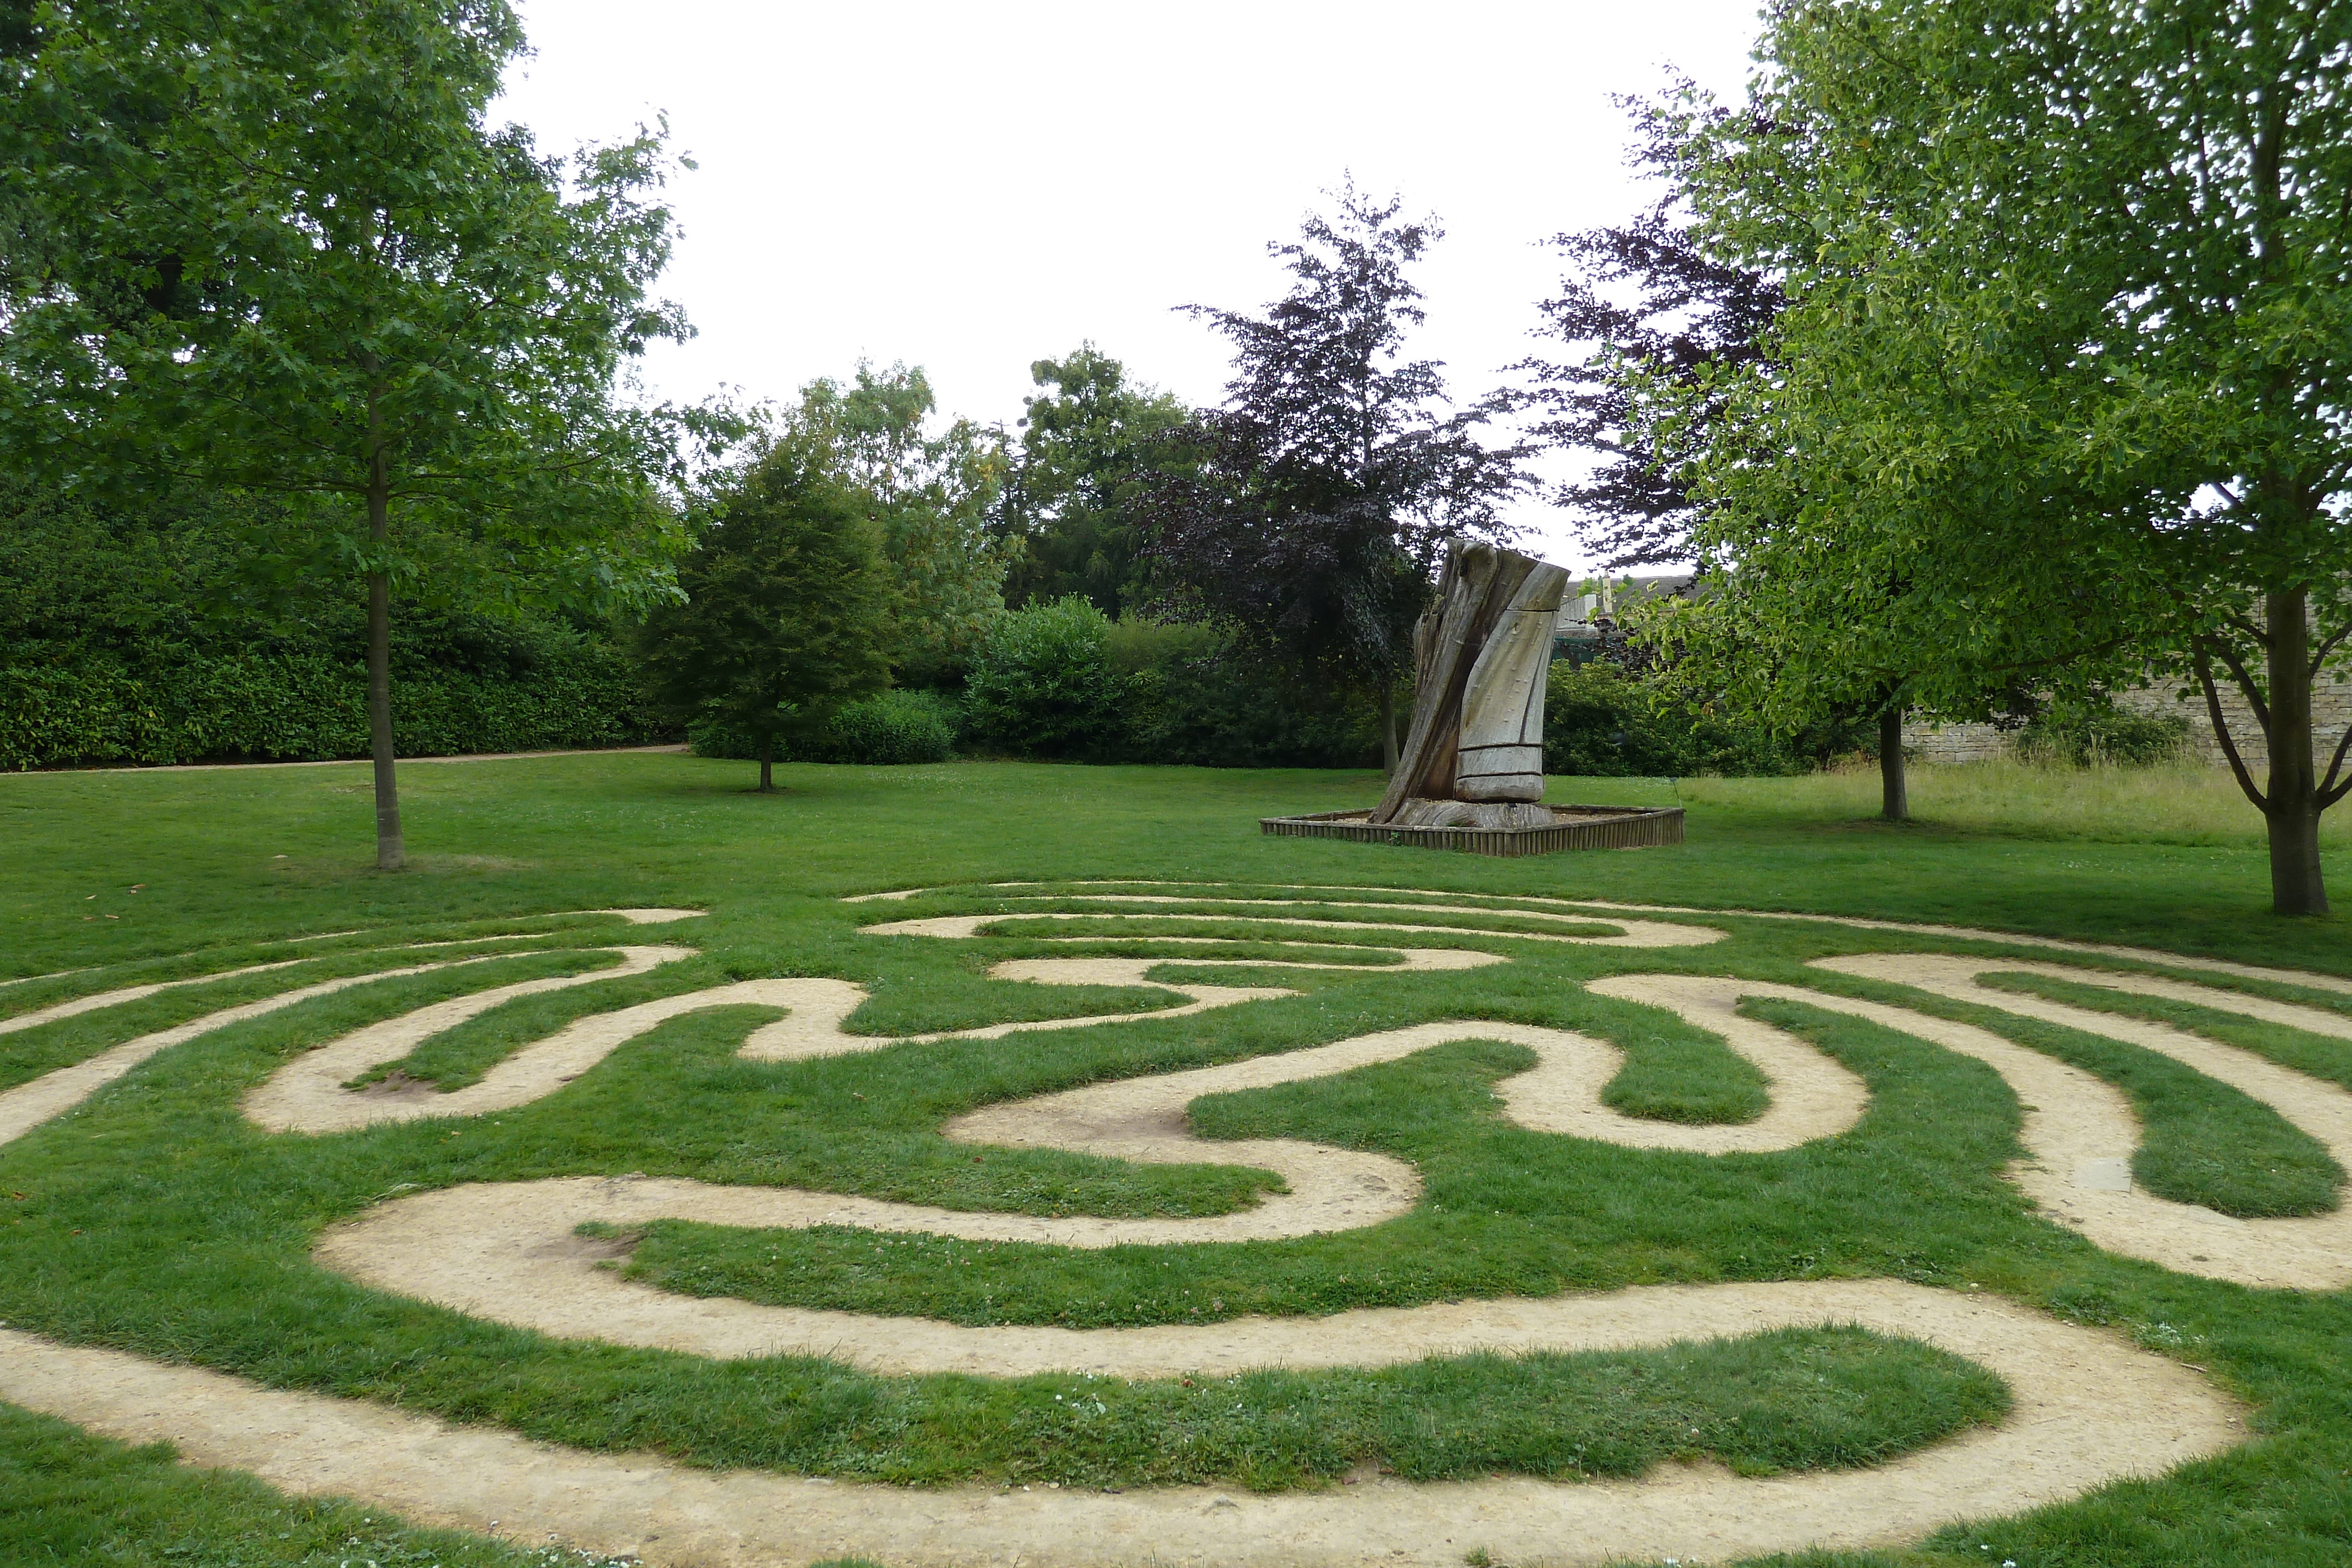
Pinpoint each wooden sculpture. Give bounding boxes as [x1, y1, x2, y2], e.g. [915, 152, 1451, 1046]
[1370, 543, 1569, 829]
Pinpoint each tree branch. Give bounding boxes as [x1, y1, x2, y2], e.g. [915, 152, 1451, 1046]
[2194, 639, 2269, 813]
[2320, 718, 2352, 810]
[2310, 620, 2351, 678]
[2211, 636, 2273, 734]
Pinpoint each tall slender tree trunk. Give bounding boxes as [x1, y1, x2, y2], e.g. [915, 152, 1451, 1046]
[364, 434, 403, 872]
[758, 733, 775, 793]
[1879, 703, 1909, 823]
[1379, 683, 1399, 776]
[2264, 585, 2328, 915]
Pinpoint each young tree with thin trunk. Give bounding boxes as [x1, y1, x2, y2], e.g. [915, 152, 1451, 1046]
[1140, 185, 1528, 769]
[637, 440, 892, 792]
[1656, 0, 2352, 914]
[0, 0, 713, 868]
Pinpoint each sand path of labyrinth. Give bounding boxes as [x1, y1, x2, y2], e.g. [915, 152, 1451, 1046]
[1, 887, 2346, 1564]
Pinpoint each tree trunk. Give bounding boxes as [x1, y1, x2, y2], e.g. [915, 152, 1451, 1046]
[364, 456, 403, 872]
[1879, 703, 1909, 823]
[1379, 683, 1399, 776]
[758, 733, 775, 793]
[2264, 586, 2328, 915]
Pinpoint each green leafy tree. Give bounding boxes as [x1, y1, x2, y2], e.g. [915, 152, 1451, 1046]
[1633, 0, 2352, 898]
[1519, 104, 1957, 817]
[790, 363, 1017, 678]
[1002, 346, 1195, 616]
[638, 442, 891, 791]
[0, 0, 718, 867]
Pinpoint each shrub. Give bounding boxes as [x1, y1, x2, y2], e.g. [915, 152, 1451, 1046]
[687, 690, 961, 766]
[2019, 694, 2191, 767]
[963, 596, 1127, 758]
[1114, 620, 1381, 768]
[1544, 661, 1807, 777]
[811, 690, 960, 764]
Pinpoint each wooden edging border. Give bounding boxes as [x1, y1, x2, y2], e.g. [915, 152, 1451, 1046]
[1257, 805, 1686, 858]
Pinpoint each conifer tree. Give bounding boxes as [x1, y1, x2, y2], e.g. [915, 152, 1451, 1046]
[639, 443, 892, 792]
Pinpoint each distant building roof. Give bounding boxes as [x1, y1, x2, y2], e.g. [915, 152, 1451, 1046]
[1558, 573, 1696, 626]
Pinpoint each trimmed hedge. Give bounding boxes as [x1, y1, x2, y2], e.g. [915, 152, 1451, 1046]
[1, 479, 673, 771]
[1, 647, 666, 770]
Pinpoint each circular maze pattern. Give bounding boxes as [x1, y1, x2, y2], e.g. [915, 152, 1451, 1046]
[5, 884, 2350, 1564]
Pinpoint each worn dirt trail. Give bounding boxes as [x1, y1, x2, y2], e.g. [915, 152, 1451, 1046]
[1810, 952, 2352, 1288]
[1, 909, 707, 1147]
[862, 909, 1726, 950]
[3, 952, 545, 1148]
[0, 1279, 2241, 1568]
[878, 880, 2352, 997]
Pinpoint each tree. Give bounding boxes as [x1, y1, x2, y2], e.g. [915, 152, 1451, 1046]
[1523, 108, 1954, 817]
[789, 363, 1018, 680]
[1001, 346, 1195, 616]
[1659, 0, 2352, 912]
[1517, 108, 1937, 816]
[637, 440, 891, 791]
[1519, 104, 1781, 572]
[1141, 185, 1528, 768]
[0, 0, 714, 868]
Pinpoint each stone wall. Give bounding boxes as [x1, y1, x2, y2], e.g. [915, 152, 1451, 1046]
[2113, 678, 2352, 774]
[1902, 718, 2013, 764]
[1902, 673, 2352, 770]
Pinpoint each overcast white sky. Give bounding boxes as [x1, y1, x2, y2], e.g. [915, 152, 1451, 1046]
[493, 1, 1764, 569]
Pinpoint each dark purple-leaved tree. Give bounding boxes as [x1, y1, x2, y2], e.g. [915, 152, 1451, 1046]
[1140, 185, 1527, 768]
[1518, 101, 1780, 572]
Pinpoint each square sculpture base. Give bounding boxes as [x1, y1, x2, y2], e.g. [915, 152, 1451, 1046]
[1258, 803, 1685, 857]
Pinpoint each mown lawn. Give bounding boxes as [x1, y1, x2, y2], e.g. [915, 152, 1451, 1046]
[1, 751, 2347, 1567]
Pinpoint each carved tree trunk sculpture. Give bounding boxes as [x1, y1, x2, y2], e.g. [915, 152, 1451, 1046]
[1370, 543, 1569, 827]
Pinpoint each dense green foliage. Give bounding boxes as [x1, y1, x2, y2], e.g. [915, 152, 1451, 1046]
[962, 595, 1130, 758]
[1107, 618, 1382, 770]
[639, 441, 893, 788]
[1541, 661, 1819, 778]
[0, 482, 662, 770]
[1642, 0, 2352, 911]
[0, 644, 657, 772]
[956, 597, 1381, 766]
[692, 689, 960, 767]
[1001, 346, 1196, 617]
[817, 688, 960, 765]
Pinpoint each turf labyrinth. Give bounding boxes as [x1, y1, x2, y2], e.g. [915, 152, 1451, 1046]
[2, 882, 2349, 1563]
